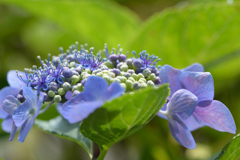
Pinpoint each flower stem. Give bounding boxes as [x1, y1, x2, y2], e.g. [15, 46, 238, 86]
[39, 101, 54, 114]
[96, 147, 108, 160]
[91, 142, 109, 160]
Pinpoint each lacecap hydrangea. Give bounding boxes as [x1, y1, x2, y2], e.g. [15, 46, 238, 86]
[0, 42, 236, 149]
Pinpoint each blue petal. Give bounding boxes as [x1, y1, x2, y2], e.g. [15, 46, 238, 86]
[22, 86, 37, 108]
[193, 100, 236, 134]
[3, 95, 21, 115]
[83, 76, 108, 101]
[167, 89, 198, 120]
[65, 91, 72, 100]
[168, 114, 196, 149]
[12, 101, 31, 127]
[1, 116, 13, 133]
[0, 87, 19, 118]
[182, 63, 204, 72]
[56, 103, 63, 114]
[159, 65, 182, 97]
[57, 77, 64, 84]
[18, 117, 35, 142]
[7, 70, 26, 89]
[184, 114, 205, 131]
[107, 82, 125, 101]
[180, 72, 214, 105]
[62, 101, 103, 123]
[10, 122, 18, 142]
[36, 92, 44, 113]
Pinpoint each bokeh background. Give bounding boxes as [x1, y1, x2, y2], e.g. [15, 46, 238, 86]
[0, 0, 240, 159]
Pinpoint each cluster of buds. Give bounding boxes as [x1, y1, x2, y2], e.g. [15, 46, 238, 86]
[15, 42, 162, 104]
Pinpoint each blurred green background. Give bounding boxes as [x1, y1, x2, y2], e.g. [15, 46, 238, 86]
[0, 0, 240, 159]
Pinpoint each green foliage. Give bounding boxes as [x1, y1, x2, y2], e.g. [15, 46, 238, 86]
[129, 2, 240, 91]
[80, 85, 169, 155]
[35, 116, 93, 158]
[215, 133, 240, 160]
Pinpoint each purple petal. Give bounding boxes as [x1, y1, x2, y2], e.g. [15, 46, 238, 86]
[36, 92, 44, 114]
[184, 114, 205, 131]
[168, 114, 196, 149]
[9, 122, 18, 142]
[159, 65, 182, 97]
[182, 63, 204, 72]
[168, 89, 198, 120]
[18, 117, 35, 142]
[12, 101, 31, 127]
[194, 100, 236, 134]
[1, 116, 13, 133]
[62, 101, 103, 124]
[0, 87, 19, 119]
[65, 91, 73, 100]
[107, 82, 125, 101]
[180, 72, 214, 105]
[3, 95, 21, 115]
[83, 76, 108, 101]
[56, 103, 63, 114]
[22, 86, 37, 108]
[7, 70, 26, 89]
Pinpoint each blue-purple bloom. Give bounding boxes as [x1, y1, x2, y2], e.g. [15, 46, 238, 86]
[0, 70, 26, 132]
[157, 63, 236, 149]
[4, 86, 44, 142]
[61, 76, 125, 123]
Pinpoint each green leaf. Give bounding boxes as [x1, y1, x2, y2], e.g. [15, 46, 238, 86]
[80, 85, 169, 153]
[35, 116, 92, 159]
[0, 0, 140, 52]
[129, 2, 240, 91]
[215, 134, 240, 160]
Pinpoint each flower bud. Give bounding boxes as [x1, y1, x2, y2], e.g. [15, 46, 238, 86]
[17, 94, 25, 103]
[72, 90, 80, 97]
[143, 68, 151, 77]
[48, 90, 55, 98]
[118, 54, 126, 62]
[148, 73, 156, 81]
[133, 59, 143, 68]
[63, 68, 73, 78]
[58, 88, 65, 96]
[71, 75, 80, 84]
[109, 54, 119, 62]
[133, 81, 141, 90]
[62, 82, 71, 91]
[120, 64, 128, 72]
[49, 82, 58, 91]
[54, 95, 62, 103]
[132, 73, 138, 80]
[147, 80, 155, 87]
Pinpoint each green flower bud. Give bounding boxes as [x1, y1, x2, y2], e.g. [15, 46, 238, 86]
[103, 61, 114, 68]
[92, 69, 102, 75]
[133, 81, 141, 90]
[125, 80, 133, 91]
[58, 88, 65, 96]
[126, 59, 133, 69]
[77, 83, 83, 91]
[82, 73, 91, 79]
[119, 71, 124, 76]
[62, 82, 71, 91]
[68, 62, 76, 68]
[102, 70, 109, 74]
[71, 75, 80, 85]
[143, 68, 152, 77]
[109, 72, 115, 78]
[138, 73, 144, 80]
[120, 83, 126, 89]
[48, 90, 55, 98]
[132, 73, 138, 80]
[128, 77, 135, 82]
[103, 75, 110, 84]
[140, 83, 147, 88]
[120, 64, 128, 72]
[148, 73, 156, 81]
[54, 95, 62, 103]
[81, 72, 88, 76]
[72, 85, 79, 91]
[112, 78, 121, 83]
[96, 72, 103, 77]
[147, 80, 155, 87]
[117, 76, 127, 83]
[84, 69, 91, 74]
[139, 78, 146, 83]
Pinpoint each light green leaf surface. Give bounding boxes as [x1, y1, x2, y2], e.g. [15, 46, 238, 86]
[0, 0, 140, 53]
[129, 2, 240, 91]
[35, 116, 92, 159]
[80, 85, 169, 155]
[215, 134, 240, 160]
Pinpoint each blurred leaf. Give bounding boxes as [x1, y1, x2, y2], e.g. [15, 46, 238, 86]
[0, 0, 140, 52]
[215, 134, 240, 160]
[80, 85, 169, 153]
[35, 116, 92, 159]
[129, 2, 240, 91]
